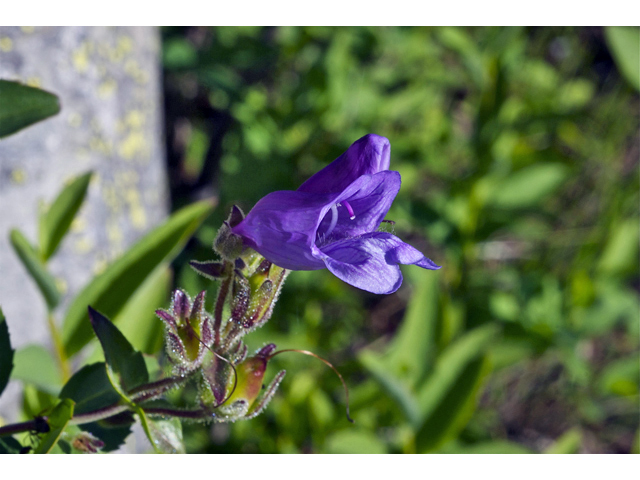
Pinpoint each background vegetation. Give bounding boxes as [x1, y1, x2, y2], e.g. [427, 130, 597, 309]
[159, 26, 639, 453]
[2, 26, 637, 454]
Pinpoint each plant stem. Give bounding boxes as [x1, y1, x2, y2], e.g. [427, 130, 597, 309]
[47, 312, 70, 382]
[0, 418, 46, 438]
[0, 375, 192, 435]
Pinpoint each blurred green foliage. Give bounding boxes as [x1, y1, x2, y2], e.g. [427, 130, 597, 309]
[162, 26, 639, 453]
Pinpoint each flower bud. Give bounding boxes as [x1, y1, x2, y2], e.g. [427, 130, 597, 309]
[71, 432, 105, 453]
[215, 344, 285, 420]
[156, 289, 214, 374]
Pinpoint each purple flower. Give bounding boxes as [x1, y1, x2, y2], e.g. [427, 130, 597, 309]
[231, 134, 440, 294]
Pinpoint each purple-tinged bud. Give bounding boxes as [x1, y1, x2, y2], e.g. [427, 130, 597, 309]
[71, 432, 105, 453]
[156, 289, 214, 374]
[256, 343, 277, 358]
[172, 290, 190, 322]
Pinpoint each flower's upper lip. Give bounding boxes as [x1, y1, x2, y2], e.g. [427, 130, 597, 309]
[229, 133, 440, 293]
[297, 133, 391, 195]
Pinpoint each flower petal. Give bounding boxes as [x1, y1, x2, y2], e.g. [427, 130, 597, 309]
[232, 190, 331, 270]
[297, 134, 391, 195]
[319, 232, 440, 294]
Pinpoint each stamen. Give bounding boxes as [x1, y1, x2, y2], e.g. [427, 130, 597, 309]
[342, 200, 356, 220]
[324, 203, 339, 238]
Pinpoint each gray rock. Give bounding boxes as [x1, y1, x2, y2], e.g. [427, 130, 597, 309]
[0, 26, 168, 432]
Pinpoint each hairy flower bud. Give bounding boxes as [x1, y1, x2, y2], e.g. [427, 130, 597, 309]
[156, 289, 214, 374]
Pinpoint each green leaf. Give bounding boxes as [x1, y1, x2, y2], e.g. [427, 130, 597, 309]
[416, 356, 491, 452]
[137, 408, 185, 454]
[0, 307, 14, 397]
[113, 265, 172, 355]
[598, 356, 639, 397]
[59, 363, 133, 452]
[0, 80, 60, 138]
[325, 429, 388, 454]
[61, 200, 214, 357]
[0, 436, 24, 454]
[38, 171, 93, 261]
[358, 351, 421, 426]
[605, 27, 640, 91]
[544, 428, 582, 454]
[11, 345, 62, 396]
[441, 440, 533, 454]
[383, 271, 440, 387]
[88, 307, 148, 394]
[33, 398, 75, 454]
[9, 229, 60, 310]
[489, 163, 569, 210]
[597, 219, 640, 277]
[59, 362, 121, 414]
[416, 324, 498, 421]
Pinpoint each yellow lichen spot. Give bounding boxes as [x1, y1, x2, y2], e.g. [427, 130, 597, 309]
[21, 27, 35, 34]
[11, 169, 26, 184]
[118, 131, 147, 160]
[70, 217, 87, 233]
[135, 71, 149, 85]
[26, 77, 41, 88]
[101, 185, 121, 212]
[74, 237, 94, 254]
[55, 278, 68, 295]
[124, 59, 138, 75]
[130, 205, 147, 230]
[98, 78, 117, 98]
[118, 36, 133, 55]
[93, 257, 108, 275]
[72, 45, 90, 72]
[67, 112, 83, 128]
[107, 221, 123, 246]
[0, 37, 13, 52]
[125, 110, 145, 129]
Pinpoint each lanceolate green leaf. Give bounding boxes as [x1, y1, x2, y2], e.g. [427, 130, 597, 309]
[88, 307, 148, 394]
[38, 171, 93, 261]
[61, 200, 214, 357]
[605, 27, 640, 91]
[11, 345, 62, 396]
[33, 398, 75, 454]
[384, 272, 440, 387]
[59, 362, 121, 414]
[113, 265, 172, 355]
[416, 324, 498, 421]
[0, 307, 15, 397]
[416, 356, 492, 452]
[358, 351, 421, 426]
[489, 163, 569, 210]
[9, 229, 60, 310]
[0, 80, 60, 138]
